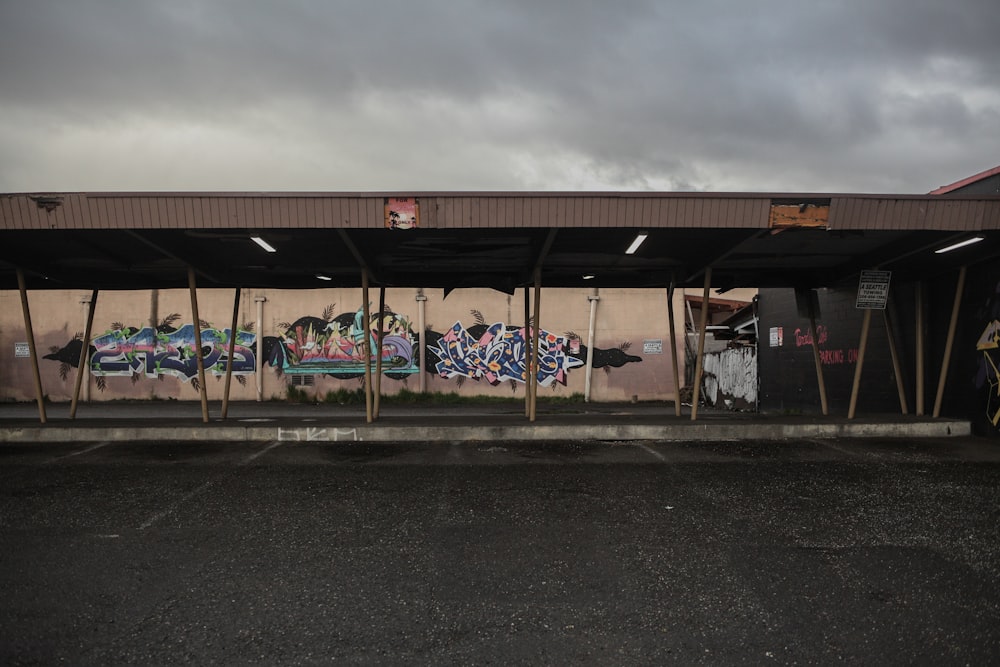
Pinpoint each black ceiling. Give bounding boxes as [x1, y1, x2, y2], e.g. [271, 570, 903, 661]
[2, 225, 997, 293]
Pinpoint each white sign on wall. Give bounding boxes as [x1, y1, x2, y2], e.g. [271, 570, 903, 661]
[769, 327, 783, 348]
[14, 342, 30, 358]
[643, 339, 663, 354]
[856, 270, 892, 309]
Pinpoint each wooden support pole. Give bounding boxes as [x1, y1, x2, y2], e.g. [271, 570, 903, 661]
[530, 269, 542, 422]
[221, 287, 241, 420]
[883, 307, 908, 415]
[255, 297, 266, 402]
[416, 289, 427, 393]
[915, 282, 925, 416]
[667, 282, 682, 417]
[70, 289, 98, 419]
[847, 308, 873, 420]
[524, 286, 531, 418]
[374, 286, 386, 420]
[690, 267, 712, 421]
[362, 270, 373, 424]
[584, 289, 599, 403]
[187, 268, 210, 423]
[16, 268, 46, 424]
[933, 266, 967, 418]
[807, 296, 829, 416]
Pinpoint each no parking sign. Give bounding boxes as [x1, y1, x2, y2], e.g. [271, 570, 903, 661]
[856, 270, 891, 309]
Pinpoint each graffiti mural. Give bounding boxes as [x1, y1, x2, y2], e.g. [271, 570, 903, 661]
[44, 305, 643, 392]
[90, 324, 256, 381]
[44, 314, 257, 389]
[269, 304, 419, 379]
[703, 347, 757, 409]
[430, 321, 584, 387]
[423, 311, 641, 388]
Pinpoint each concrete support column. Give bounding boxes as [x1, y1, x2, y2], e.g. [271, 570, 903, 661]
[584, 288, 599, 403]
[362, 270, 373, 424]
[374, 286, 385, 420]
[667, 282, 681, 417]
[524, 286, 531, 418]
[416, 289, 427, 393]
[254, 296, 266, 402]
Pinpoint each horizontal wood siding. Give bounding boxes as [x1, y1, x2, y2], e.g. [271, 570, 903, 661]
[1, 193, 996, 231]
[830, 197, 998, 231]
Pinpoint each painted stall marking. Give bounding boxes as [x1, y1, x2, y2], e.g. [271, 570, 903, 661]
[276, 427, 361, 442]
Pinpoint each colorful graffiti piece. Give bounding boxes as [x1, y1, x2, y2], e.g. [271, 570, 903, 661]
[90, 325, 256, 381]
[275, 306, 419, 377]
[429, 321, 584, 387]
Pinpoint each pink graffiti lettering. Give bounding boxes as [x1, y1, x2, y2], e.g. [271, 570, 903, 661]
[817, 348, 860, 366]
[794, 325, 828, 347]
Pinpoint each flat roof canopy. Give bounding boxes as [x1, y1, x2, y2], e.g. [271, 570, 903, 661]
[2, 192, 999, 291]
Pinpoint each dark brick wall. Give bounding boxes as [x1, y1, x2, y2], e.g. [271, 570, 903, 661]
[758, 259, 1000, 434]
[757, 287, 899, 414]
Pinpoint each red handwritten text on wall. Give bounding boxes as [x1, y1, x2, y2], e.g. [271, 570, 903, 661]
[794, 326, 829, 347]
[818, 348, 859, 365]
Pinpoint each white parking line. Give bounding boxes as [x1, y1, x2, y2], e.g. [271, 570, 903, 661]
[47, 441, 111, 463]
[637, 443, 667, 462]
[139, 480, 214, 531]
[240, 440, 283, 465]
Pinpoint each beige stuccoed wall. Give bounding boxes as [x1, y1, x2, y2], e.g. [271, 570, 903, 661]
[0, 286, 754, 403]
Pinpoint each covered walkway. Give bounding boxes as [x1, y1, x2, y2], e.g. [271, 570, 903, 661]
[3, 190, 999, 429]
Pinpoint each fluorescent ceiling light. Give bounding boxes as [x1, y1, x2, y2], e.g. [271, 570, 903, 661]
[251, 236, 277, 253]
[625, 233, 648, 255]
[934, 237, 984, 254]
[315, 274, 332, 281]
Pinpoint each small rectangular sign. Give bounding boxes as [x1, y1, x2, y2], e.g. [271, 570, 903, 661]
[769, 327, 783, 348]
[643, 339, 663, 354]
[856, 270, 891, 309]
[14, 342, 30, 358]
[384, 197, 419, 229]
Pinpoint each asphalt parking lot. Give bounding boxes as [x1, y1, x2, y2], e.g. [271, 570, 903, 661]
[2, 437, 999, 664]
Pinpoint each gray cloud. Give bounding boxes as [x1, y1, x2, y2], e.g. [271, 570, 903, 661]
[1, 0, 997, 193]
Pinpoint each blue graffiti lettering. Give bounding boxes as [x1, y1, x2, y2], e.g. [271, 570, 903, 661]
[90, 325, 256, 381]
[429, 321, 583, 387]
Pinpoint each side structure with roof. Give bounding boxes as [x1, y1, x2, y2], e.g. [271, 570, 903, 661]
[1, 182, 999, 429]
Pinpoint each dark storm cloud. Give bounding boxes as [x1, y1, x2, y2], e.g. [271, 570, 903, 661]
[0, 0, 997, 192]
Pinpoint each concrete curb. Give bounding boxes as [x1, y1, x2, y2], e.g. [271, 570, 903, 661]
[0, 419, 971, 443]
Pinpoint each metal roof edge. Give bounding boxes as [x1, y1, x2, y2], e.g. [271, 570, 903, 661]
[4, 190, 1000, 200]
[928, 165, 1000, 194]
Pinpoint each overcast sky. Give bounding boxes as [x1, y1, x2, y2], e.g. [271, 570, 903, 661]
[1, 0, 998, 194]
